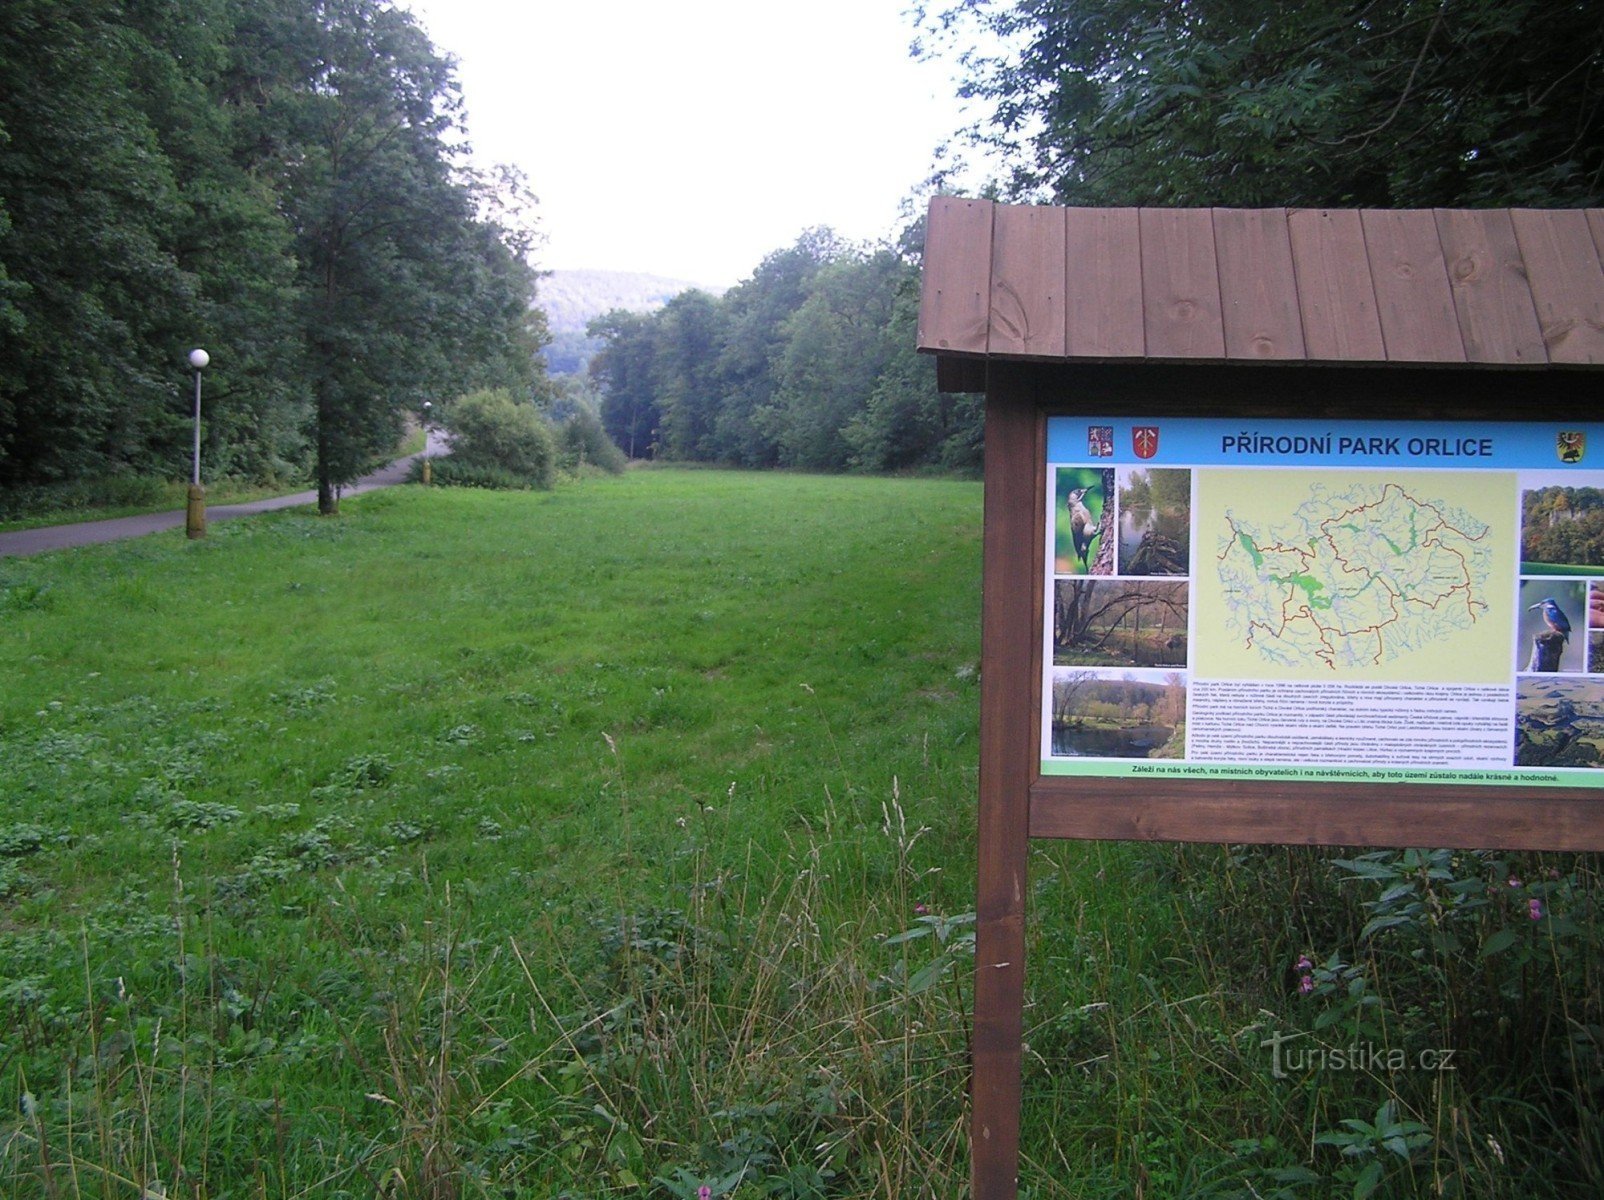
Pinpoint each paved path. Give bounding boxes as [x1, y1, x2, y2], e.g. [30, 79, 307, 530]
[0, 432, 445, 559]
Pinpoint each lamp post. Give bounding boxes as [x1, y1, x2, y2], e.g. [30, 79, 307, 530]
[186, 347, 209, 539]
[421, 401, 433, 485]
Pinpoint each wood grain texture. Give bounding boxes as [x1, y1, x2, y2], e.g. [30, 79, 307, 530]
[1140, 208, 1226, 359]
[917, 196, 994, 355]
[1510, 208, 1604, 364]
[1360, 209, 1467, 362]
[1212, 208, 1306, 360]
[971, 371, 1044, 1200]
[1433, 208, 1547, 364]
[1063, 207, 1144, 358]
[989, 203, 1067, 358]
[921, 201, 1604, 370]
[1288, 208, 1389, 362]
[1029, 781, 1604, 851]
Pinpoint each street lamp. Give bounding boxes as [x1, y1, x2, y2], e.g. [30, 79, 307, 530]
[421, 401, 433, 485]
[186, 347, 209, 539]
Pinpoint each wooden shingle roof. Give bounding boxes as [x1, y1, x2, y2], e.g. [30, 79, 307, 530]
[917, 197, 1604, 370]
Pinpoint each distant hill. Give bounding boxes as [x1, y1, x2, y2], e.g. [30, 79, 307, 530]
[539, 269, 725, 376]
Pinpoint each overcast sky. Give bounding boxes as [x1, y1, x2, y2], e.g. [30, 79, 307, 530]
[397, 0, 981, 287]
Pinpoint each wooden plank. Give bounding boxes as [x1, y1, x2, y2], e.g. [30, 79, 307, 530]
[989, 204, 1066, 358]
[1360, 208, 1466, 363]
[1434, 209, 1547, 364]
[971, 369, 1043, 1200]
[1287, 209, 1386, 362]
[1140, 208, 1226, 359]
[935, 355, 987, 394]
[1030, 780, 1604, 852]
[917, 196, 994, 355]
[1212, 208, 1306, 360]
[1063, 207, 1144, 358]
[1510, 208, 1604, 365]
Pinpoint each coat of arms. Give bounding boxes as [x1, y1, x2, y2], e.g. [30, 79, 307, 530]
[1132, 426, 1160, 460]
[1558, 431, 1586, 464]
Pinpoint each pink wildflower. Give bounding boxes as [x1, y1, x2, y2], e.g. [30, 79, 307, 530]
[1507, 875, 1522, 888]
[915, 903, 929, 916]
[1529, 898, 1544, 921]
[699, 1189, 712, 1200]
[1295, 954, 1315, 996]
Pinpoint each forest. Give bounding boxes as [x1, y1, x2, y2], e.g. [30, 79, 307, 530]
[587, 227, 984, 474]
[0, 0, 546, 512]
[587, 0, 1604, 474]
[5, 1, 1601, 497]
[1523, 486, 1604, 569]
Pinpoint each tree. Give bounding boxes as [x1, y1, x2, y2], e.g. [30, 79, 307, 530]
[590, 309, 661, 459]
[707, 229, 845, 466]
[0, 0, 206, 482]
[918, 0, 1604, 207]
[0, 0, 544, 497]
[652, 289, 724, 460]
[760, 251, 902, 470]
[247, 0, 538, 513]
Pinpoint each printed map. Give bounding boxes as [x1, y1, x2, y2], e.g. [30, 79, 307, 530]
[1211, 478, 1502, 675]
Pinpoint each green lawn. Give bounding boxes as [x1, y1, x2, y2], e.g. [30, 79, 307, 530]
[2, 471, 1598, 1198]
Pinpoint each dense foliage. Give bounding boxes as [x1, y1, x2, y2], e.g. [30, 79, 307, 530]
[0, 0, 548, 510]
[435, 388, 557, 489]
[917, 0, 1604, 207]
[589, 1, 1601, 474]
[1523, 485, 1604, 567]
[588, 229, 983, 473]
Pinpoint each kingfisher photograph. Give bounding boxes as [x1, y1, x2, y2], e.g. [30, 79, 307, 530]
[1518, 580, 1589, 673]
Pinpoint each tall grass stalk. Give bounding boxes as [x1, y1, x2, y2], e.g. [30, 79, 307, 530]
[1, 472, 1600, 1196]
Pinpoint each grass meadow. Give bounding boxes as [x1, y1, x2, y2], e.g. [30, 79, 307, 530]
[2, 469, 1601, 1198]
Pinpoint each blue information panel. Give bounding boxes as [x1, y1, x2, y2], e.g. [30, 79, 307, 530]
[1043, 417, 1604, 788]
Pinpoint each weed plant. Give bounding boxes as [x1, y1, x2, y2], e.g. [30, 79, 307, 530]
[0, 471, 1599, 1197]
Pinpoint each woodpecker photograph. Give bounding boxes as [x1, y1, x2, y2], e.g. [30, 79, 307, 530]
[1053, 467, 1115, 576]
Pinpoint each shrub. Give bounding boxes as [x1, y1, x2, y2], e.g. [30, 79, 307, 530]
[439, 388, 555, 488]
[556, 404, 627, 475]
[411, 457, 534, 490]
[0, 474, 169, 521]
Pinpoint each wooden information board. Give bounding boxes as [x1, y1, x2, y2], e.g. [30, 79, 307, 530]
[918, 197, 1604, 1199]
[969, 372, 1604, 1199]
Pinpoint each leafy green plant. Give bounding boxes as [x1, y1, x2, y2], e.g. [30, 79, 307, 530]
[437, 388, 556, 488]
[1315, 1099, 1432, 1198]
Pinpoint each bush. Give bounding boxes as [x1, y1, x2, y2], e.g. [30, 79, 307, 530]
[556, 405, 627, 475]
[409, 457, 533, 491]
[439, 389, 555, 488]
[0, 474, 169, 521]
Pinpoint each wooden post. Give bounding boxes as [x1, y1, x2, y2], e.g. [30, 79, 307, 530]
[971, 368, 1040, 1200]
[185, 484, 206, 540]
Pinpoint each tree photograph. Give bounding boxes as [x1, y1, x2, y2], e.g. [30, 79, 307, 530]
[1049, 667, 1187, 759]
[1053, 578, 1189, 668]
[1521, 484, 1604, 573]
[1116, 466, 1190, 575]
